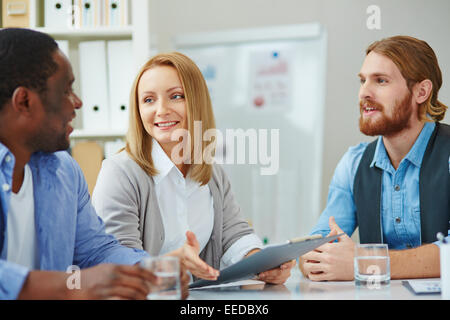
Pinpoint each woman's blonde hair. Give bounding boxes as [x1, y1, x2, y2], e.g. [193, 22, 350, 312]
[366, 35, 447, 122]
[125, 52, 216, 185]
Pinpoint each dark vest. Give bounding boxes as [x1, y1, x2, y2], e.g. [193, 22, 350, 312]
[354, 122, 450, 244]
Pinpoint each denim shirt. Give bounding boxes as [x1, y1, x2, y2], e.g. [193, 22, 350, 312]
[311, 122, 450, 249]
[0, 143, 149, 299]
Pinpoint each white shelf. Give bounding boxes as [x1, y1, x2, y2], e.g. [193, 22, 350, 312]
[34, 26, 133, 39]
[71, 129, 126, 139]
[36, 2, 151, 140]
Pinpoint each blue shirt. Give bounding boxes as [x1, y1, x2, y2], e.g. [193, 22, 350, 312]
[311, 122, 450, 249]
[0, 143, 149, 299]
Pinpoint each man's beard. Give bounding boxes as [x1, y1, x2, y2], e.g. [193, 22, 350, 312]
[359, 93, 413, 137]
[28, 120, 70, 153]
[29, 132, 69, 153]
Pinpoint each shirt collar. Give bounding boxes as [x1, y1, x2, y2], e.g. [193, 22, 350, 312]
[1, 142, 62, 180]
[404, 121, 436, 167]
[151, 139, 177, 185]
[370, 121, 436, 169]
[370, 138, 388, 170]
[151, 139, 201, 195]
[0, 142, 12, 163]
[0, 142, 15, 175]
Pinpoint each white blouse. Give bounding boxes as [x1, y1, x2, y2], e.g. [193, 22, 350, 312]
[151, 140, 262, 269]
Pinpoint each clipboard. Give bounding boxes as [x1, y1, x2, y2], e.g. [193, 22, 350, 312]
[189, 233, 343, 289]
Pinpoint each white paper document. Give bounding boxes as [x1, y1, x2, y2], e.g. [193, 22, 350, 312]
[402, 280, 441, 294]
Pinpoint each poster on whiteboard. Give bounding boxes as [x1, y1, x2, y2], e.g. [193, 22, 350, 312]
[249, 48, 294, 111]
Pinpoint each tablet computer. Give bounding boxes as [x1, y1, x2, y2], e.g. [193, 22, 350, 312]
[189, 233, 342, 289]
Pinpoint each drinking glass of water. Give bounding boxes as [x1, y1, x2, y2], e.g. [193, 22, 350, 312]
[140, 256, 181, 300]
[354, 243, 390, 289]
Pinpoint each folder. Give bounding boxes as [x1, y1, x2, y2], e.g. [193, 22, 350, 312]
[189, 233, 342, 289]
[106, 40, 134, 131]
[71, 141, 104, 195]
[120, 0, 129, 26]
[2, 0, 38, 28]
[45, 0, 71, 29]
[79, 40, 110, 131]
[106, 0, 128, 26]
[80, 0, 93, 27]
[78, 0, 101, 28]
[98, 0, 107, 26]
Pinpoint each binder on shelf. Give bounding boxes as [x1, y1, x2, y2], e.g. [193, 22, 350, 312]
[106, 0, 128, 27]
[120, 0, 129, 26]
[45, 0, 71, 29]
[80, 0, 93, 27]
[107, 40, 134, 131]
[79, 40, 110, 131]
[2, 0, 39, 28]
[78, 0, 101, 28]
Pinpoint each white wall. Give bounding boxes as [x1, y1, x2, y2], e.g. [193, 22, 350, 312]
[146, 0, 450, 223]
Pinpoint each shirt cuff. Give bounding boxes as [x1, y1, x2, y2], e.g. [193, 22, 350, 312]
[220, 234, 263, 269]
[0, 260, 30, 300]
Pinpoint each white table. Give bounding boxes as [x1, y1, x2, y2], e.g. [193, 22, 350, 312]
[189, 268, 442, 300]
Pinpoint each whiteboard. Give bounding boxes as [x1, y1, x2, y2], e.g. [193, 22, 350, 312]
[174, 23, 327, 244]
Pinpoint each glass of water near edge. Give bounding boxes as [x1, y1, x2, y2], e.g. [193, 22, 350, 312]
[140, 256, 181, 300]
[354, 243, 390, 289]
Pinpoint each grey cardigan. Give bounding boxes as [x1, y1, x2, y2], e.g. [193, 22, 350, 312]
[91, 151, 256, 270]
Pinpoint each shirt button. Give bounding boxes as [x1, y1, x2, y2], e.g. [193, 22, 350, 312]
[394, 185, 400, 191]
[2, 183, 10, 192]
[5, 155, 11, 163]
[395, 217, 401, 223]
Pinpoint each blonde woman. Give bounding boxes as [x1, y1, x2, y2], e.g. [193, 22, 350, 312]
[92, 52, 294, 283]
